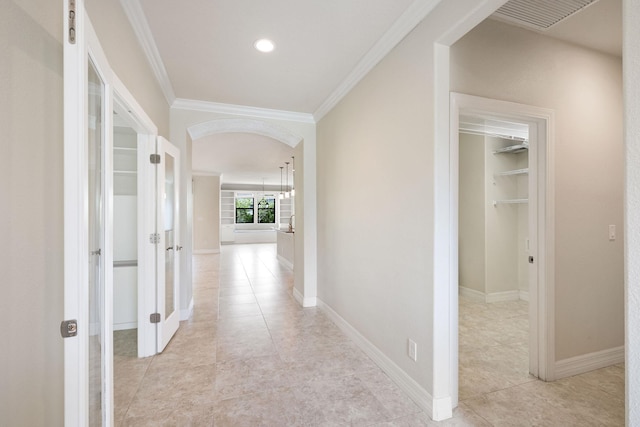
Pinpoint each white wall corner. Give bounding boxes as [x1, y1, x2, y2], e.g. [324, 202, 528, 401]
[293, 288, 317, 308]
[519, 290, 529, 301]
[180, 297, 194, 321]
[554, 346, 625, 380]
[432, 396, 453, 421]
[317, 299, 436, 418]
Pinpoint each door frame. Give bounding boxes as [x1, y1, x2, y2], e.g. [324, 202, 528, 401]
[449, 92, 556, 404]
[111, 77, 159, 358]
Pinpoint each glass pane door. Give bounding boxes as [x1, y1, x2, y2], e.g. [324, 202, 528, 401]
[164, 153, 176, 318]
[157, 137, 180, 352]
[88, 59, 104, 426]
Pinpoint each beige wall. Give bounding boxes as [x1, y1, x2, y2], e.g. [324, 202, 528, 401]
[193, 175, 221, 252]
[317, 18, 436, 390]
[485, 136, 522, 295]
[459, 133, 486, 293]
[86, 0, 170, 138]
[451, 19, 624, 360]
[0, 1, 64, 424]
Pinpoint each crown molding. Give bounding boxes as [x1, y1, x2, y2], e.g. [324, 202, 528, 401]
[120, 0, 176, 105]
[172, 98, 316, 124]
[313, 0, 441, 121]
[192, 170, 222, 177]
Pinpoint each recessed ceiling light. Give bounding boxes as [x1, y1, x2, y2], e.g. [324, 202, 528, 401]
[254, 39, 275, 53]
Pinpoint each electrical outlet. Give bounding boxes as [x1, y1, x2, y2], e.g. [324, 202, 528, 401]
[408, 339, 417, 362]
[609, 225, 616, 241]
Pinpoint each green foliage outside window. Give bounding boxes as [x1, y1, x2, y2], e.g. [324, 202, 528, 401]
[235, 197, 254, 223]
[257, 197, 275, 224]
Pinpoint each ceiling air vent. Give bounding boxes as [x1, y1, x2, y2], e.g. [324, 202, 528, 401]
[493, 0, 598, 30]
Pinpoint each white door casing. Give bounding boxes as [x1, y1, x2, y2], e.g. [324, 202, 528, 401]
[449, 92, 556, 404]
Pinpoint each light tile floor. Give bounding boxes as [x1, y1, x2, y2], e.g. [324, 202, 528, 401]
[113, 244, 625, 426]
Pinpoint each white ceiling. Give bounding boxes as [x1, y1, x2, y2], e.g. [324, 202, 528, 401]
[128, 0, 621, 185]
[137, 0, 416, 114]
[192, 133, 295, 187]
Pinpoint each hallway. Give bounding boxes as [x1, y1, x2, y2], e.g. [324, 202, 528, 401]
[114, 244, 624, 426]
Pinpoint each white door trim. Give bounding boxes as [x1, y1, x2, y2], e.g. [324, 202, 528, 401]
[449, 92, 556, 400]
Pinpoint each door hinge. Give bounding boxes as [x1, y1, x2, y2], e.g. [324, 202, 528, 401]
[150, 154, 161, 164]
[150, 233, 160, 244]
[150, 313, 161, 324]
[68, 0, 76, 44]
[60, 319, 78, 338]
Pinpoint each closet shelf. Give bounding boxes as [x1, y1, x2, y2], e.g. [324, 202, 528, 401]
[494, 168, 529, 177]
[114, 170, 137, 175]
[114, 147, 137, 152]
[493, 198, 528, 207]
[493, 142, 529, 154]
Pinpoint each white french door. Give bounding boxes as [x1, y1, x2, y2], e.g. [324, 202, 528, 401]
[64, 2, 181, 424]
[156, 137, 181, 352]
[63, 1, 114, 425]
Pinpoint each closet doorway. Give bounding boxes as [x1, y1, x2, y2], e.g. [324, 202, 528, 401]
[450, 93, 555, 405]
[458, 114, 532, 400]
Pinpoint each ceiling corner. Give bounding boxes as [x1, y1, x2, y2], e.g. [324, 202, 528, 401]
[313, 0, 441, 121]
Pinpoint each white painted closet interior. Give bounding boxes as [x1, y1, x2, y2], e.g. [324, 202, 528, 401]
[458, 116, 529, 302]
[113, 123, 138, 332]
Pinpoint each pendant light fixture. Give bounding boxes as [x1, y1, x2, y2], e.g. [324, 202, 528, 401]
[279, 166, 284, 200]
[284, 162, 290, 198]
[290, 156, 295, 197]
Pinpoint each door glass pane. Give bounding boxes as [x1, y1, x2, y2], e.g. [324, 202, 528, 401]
[88, 59, 104, 426]
[164, 153, 175, 317]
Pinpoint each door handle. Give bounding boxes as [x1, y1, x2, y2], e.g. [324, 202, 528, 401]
[166, 246, 174, 251]
[176, 245, 183, 251]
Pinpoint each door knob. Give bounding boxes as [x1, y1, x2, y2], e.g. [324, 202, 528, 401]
[166, 246, 174, 251]
[176, 245, 183, 251]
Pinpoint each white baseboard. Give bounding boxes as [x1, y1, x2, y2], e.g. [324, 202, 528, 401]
[193, 249, 220, 254]
[555, 346, 624, 379]
[277, 254, 293, 269]
[293, 288, 317, 307]
[317, 298, 437, 419]
[180, 298, 194, 321]
[459, 287, 524, 303]
[113, 322, 137, 331]
[459, 286, 485, 302]
[486, 290, 521, 303]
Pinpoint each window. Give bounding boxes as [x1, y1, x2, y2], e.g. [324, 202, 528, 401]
[257, 196, 276, 224]
[234, 193, 277, 224]
[235, 196, 254, 223]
